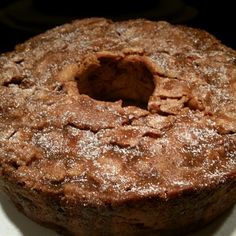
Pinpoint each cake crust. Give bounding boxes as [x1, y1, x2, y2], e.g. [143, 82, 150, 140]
[0, 18, 236, 235]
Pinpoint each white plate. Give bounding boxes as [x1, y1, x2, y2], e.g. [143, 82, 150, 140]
[0, 192, 236, 236]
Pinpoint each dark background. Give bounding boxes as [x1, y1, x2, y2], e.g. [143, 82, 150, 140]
[0, 0, 235, 53]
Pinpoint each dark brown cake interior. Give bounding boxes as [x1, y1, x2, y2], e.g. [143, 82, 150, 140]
[77, 55, 155, 108]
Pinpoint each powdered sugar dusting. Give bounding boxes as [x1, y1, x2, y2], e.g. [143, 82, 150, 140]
[76, 131, 103, 160]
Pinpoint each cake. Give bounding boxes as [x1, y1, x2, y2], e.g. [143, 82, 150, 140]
[0, 18, 236, 236]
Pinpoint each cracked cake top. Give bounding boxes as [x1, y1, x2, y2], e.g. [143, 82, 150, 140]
[0, 18, 236, 205]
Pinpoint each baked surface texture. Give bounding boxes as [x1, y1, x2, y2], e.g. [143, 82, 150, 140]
[0, 18, 236, 236]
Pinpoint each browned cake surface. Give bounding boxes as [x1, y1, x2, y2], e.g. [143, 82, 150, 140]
[0, 18, 236, 235]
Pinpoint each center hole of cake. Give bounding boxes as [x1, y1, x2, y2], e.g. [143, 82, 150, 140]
[76, 56, 155, 110]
